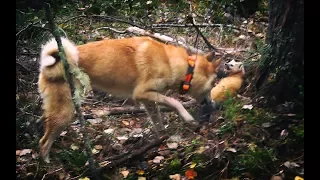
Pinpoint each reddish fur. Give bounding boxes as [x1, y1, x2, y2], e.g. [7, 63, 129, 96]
[210, 65, 245, 103]
[38, 36, 222, 162]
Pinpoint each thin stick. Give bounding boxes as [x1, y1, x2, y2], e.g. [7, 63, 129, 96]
[44, 3, 99, 180]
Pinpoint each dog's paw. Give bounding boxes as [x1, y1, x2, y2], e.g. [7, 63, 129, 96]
[43, 156, 51, 164]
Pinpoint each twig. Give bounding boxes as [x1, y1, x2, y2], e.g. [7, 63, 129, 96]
[95, 27, 126, 34]
[41, 168, 63, 180]
[16, 21, 41, 37]
[91, 14, 144, 29]
[99, 135, 169, 169]
[188, 14, 217, 51]
[44, 3, 99, 180]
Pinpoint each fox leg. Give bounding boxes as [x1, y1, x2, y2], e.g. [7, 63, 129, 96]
[134, 91, 199, 127]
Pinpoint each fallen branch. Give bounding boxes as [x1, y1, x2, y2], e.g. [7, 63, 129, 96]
[99, 135, 169, 169]
[151, 23, 247, 32]
[129, 27, 205, 54]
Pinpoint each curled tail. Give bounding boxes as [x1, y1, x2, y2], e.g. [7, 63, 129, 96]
[39, 37, 79, 80]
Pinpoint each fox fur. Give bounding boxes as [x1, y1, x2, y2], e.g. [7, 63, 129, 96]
[37, 36, 223, 162]
[210, 60, 245, 104]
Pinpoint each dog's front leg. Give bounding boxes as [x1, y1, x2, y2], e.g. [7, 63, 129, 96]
[134, 91, 199, 126]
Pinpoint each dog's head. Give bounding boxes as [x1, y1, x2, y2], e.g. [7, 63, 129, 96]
[188, 51, 223, 100]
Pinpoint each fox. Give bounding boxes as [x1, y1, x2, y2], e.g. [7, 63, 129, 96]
[37, 36, 224, 162]
[210, 59, 245, 108]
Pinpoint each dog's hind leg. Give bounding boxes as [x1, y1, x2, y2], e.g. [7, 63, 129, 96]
[141, 101, 164, 136]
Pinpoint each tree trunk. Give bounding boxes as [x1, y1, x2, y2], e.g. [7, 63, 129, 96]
[255, 0, 304, 113]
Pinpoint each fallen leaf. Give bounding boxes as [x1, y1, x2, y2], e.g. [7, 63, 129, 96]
[158, 144, 171, 156]
[70, 144, 79, 151]
[19, 149, 32, 156]
[138, 177, 146, 180]
[283, 161, 300, 168]
[153, 156, 164, 164]
[112, 143, 123, 151]
[121, 170, 129, 178]
[280, 129, 288, 139]
[94, 145, 103, 150]
[130, 128, 143, 137]
[270, 175, 282, 180]
[32, 152, 38, 159]
[79, 177, 90, 180]
[103, 129, 115, 134]
[195, 146, 206, 154]
[190, 162, 196, 168]
[239, 35, 246, 40]
[136, 169, 145, 175]
[242, 104, 253, 110]
[91, 148, 100, 154]
[262, 122, 273, 128]
[295, 176, 304, 180]
[167, 142, 178, 149]
[185, 169, 197, 180]
[87, 118, 102, 124]
[60, 131, 67, 136]
[169, 174, 181, 180]
[116, 136, 128, 144]
[122, 120, 130, 126]
[226, 148, 237, 153]
[168, 135, 181, 143]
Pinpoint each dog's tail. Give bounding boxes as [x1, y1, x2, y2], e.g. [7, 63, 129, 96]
[39, 37, 79, 80]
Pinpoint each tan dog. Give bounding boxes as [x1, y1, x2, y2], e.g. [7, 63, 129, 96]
[38, 36, 223, 162]
[210, 59, 245, 104]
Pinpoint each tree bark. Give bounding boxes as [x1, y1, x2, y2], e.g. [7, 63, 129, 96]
[255, 0, 304, 112]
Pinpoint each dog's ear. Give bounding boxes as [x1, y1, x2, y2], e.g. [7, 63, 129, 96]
[205, 51, 215, 62]
[212, 58, 222, 69]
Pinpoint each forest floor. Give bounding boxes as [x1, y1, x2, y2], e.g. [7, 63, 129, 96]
[16, 2, 304, 180]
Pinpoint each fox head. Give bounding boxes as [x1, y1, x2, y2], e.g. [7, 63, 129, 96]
[224, 59, 245, 76]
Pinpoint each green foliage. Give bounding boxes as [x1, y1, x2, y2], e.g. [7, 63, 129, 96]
[231, 147, 277, 178]
[58, 149, 88, 173]
[292, 123, 304, 141]
[169, 158, 182, 172]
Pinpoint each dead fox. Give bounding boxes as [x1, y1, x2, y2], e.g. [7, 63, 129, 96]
[210, 59, 245, 106]
[37, 36, 223, 162]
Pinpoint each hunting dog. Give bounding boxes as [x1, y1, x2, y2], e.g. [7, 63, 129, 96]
[38, 36, 224, 162]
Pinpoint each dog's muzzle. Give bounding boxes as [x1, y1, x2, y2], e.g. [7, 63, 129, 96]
[198, 97, 217, 122]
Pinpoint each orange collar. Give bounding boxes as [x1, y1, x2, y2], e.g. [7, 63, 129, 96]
[179, 56, 196, 95]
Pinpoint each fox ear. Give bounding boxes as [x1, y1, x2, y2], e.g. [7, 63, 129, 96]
[205, 51, 215, 62]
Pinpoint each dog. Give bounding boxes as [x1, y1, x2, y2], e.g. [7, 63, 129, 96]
[210, 59, 245, 107]
[37, 36, 224, 162]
